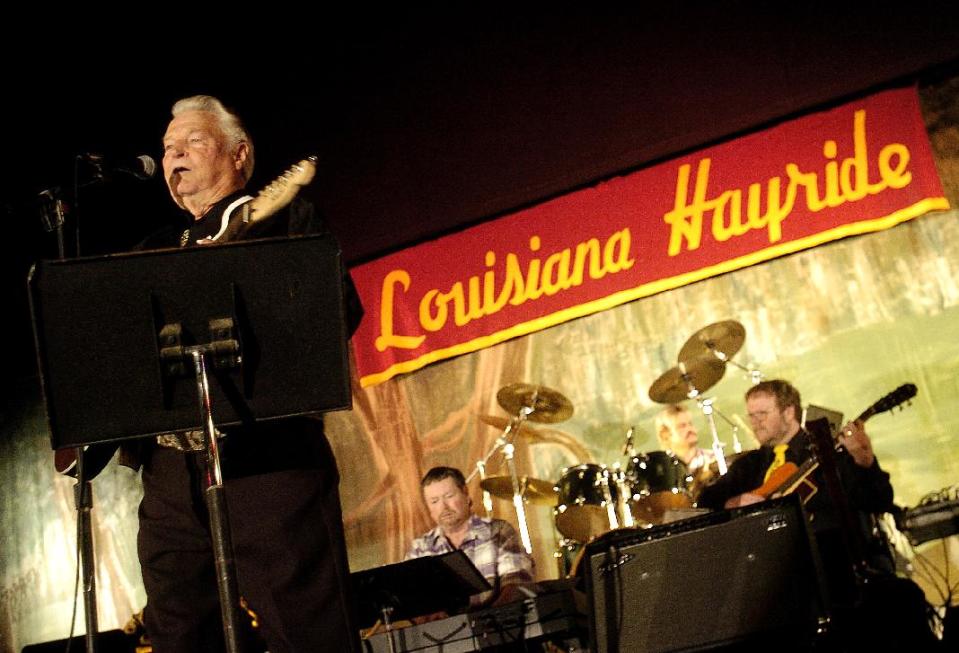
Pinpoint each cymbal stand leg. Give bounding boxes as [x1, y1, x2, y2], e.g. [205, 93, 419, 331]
[697, 397, 728, 475]
[683, 373, 728, 474]
[475, 461, 494, 516]
[721, 355, 763, 385]
[600, 468, 620, 530]
[611, 465, 634, 528]
[706, 401, 744, 454]
[503, 443, 534, 554]
[465, 405, 532, 484]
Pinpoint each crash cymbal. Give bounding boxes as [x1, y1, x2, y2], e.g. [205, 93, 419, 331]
[648, 356, 726, 404]
[478, 415, 547, 441]
[678, 320, 746, 363]
[480, 475, 558, 505]
[496, 383, 573, 423]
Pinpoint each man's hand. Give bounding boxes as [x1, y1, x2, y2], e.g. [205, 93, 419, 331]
[840, 419, 875, 468]
[724, 492, 764, 509]
[411, 611, 447, 625]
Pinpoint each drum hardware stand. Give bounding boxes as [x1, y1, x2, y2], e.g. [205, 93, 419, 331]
[621, 425, 637, 458]
[598, 468, 620, 530]
[703, 346, 763, 386]
[474, 460, 494, 516]
[503, 442, 534, 554]
[680, 368, 730, 476]
[467, 402, 537, 555]
[614, 427, 638, 528]
[702, 398, 744, 453]
[609, 465, 635, 528]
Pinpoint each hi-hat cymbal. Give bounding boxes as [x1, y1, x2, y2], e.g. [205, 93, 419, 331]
[480, 475, 558, 505]
[496, 383, 573, 423]
[478, 415, 547, 441]
[648, 356, 726, 404]
[678, 320, 746, 363]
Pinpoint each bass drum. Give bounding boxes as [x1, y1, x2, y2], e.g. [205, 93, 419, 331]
[554, 463, 619, 543]
[626, 451, 693, 524]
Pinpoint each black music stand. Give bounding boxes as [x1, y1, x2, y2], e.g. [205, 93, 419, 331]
[29, 233, 351, 447]
[28, 234, 352, 653]
[352, 551, 491, 652]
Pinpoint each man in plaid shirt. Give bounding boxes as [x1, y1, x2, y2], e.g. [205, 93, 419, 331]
[406, 466, 534, 607]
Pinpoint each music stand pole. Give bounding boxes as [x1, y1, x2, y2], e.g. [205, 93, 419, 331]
[380, 605, 398, 653]
[189, 348, 242, 653]
[75, 454, 98, 653]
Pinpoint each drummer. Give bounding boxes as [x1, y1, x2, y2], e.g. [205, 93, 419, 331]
[655, 403, 716, 474]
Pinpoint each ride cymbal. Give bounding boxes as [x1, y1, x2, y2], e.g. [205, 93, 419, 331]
[496, 383, 573, 423]
[648, 357, 726, 404]
[678, 320, 746, 363]
[480, 475, 558, 505]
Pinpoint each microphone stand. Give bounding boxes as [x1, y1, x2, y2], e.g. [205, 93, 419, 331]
[41, 176, 101, 652]
[75, 452, 98, 653]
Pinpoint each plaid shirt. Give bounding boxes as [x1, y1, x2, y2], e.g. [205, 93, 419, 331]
[406, 515, 534, 591]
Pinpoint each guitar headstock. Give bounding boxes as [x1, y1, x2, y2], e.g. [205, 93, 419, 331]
[247, 156, 317, 224]
[858, 383, 917, 421]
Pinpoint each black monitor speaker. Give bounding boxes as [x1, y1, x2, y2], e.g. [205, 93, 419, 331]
[583, 496, 828, 653]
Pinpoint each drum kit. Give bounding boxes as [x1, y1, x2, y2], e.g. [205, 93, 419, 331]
[472, 321, 762, 574]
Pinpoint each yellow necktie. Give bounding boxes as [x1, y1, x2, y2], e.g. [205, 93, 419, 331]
[763, 444, 790, 482]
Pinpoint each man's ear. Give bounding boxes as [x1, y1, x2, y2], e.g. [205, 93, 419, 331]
[786, 404, 799, 424]
[234, 142, 250, 171]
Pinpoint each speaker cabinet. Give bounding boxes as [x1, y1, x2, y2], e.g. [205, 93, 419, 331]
[584, 496, 828, 652]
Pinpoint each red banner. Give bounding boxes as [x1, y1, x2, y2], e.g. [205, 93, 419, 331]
[351, 87, 948, 387]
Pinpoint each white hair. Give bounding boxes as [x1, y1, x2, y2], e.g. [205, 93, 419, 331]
[171, 95, 255, 182]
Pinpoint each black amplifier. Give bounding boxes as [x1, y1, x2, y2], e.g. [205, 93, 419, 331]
[582, 495, 829, 653]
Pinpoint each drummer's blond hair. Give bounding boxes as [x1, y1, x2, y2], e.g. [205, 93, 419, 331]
[655, 404, 689, 448]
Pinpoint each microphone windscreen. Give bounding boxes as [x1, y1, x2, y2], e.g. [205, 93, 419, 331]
[137, 155, 158, 179]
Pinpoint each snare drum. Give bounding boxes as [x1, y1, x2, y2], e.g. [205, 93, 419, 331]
[554, 464, 620, 543]
[626, 451, 693, 524]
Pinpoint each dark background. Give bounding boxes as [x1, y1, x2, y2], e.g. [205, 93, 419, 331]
[3, 3, 958, 394]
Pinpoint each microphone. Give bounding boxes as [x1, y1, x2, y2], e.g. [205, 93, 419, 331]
[82, 153, 157, 181]
[38, 188, 67, 232]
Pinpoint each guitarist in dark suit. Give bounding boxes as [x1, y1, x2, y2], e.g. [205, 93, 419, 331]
[697, 379, 938, 651]
[119, 95, 364, 652]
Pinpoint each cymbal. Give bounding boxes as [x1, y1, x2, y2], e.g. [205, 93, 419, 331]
[678, 320, 746, 363]
[480, 475, 558, 505]
[648, 356, 726, 404]
[478, 415, 547, 441]
[496, 383, 573, 423]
